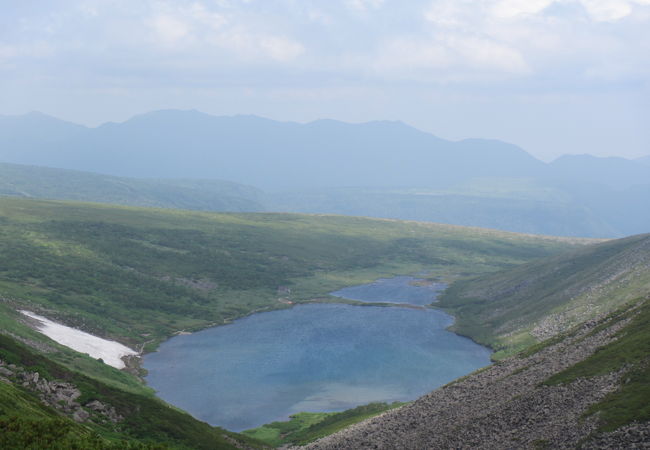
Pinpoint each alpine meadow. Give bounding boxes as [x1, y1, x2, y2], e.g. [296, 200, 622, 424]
[2, 1, 650, 449]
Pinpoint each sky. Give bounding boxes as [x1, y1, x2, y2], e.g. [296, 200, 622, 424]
[1, 0, 649, 161]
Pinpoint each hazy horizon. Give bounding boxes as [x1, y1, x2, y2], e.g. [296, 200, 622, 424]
[2, 1, 649, 161]
[3, 108, 648, 164]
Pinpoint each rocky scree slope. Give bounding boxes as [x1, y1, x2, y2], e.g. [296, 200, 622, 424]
[300, 297, 650, 449]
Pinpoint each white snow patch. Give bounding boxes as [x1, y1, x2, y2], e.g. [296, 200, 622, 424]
[20, 311, 138, 369]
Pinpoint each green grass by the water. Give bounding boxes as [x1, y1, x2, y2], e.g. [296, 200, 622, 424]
[243, 402, 405, 446]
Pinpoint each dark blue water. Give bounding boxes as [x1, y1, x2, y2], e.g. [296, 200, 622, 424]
[331, 276, 446, 305]
[143, 280, 492, 431]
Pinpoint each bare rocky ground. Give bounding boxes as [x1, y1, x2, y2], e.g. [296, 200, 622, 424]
[299, 310, 647, 449]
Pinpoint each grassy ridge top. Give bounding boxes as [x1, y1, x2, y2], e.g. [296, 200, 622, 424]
[0, 197, 587, 350]
[0, 162, 264, 212]
[438, 233, 650, 357]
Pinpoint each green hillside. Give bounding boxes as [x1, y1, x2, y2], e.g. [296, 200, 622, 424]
[0, 197, 587, 350]
[543, 296, 650, 432]
[0, 162, 264, 212]
[243, 402, 405, 447]
[438, 233, 650, 357]
[0, 332, 261, 449]
[0, 197, 595, 447]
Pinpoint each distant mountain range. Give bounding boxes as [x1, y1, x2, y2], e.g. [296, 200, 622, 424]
[1, 110, 649, 238]
[0, 110, 548, 189]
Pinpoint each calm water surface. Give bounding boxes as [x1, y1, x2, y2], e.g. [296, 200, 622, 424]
[331, 276, 446, 305]
[144, 278, 491, 431]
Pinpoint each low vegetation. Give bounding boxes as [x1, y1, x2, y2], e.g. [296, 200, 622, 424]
[0, 196, 602, 448]
[437, 233, 650, 358]
[0, 333, 262, 449]
[545, 297, 650, 431]
[243, 402, 405, 446]
[0, 197, 583, 351]
[0, 162, 264, 213]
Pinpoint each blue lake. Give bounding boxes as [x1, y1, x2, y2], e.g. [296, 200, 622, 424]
[143, 278, 492, 431]
[330, 276, 447, 305]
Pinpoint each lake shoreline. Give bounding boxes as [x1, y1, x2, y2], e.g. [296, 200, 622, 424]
[142, 276, 493, 431]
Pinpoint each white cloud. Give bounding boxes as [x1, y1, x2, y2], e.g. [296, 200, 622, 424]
[307, 9, 334, 25]
[490, 0, 555, 19]
[376, 37, 450, 71]
[141, 2, 303, 62]
[259, 36, 305, 61]
[417, 0, 650, 82]
[579, 0, 633, 21]
[345, 0, 385, 11]
[2, 0, 648, 161]
[3, 0, 650, 85]
[149, 14, 190, 44]
[375, 33, 529, 81]
[425, 0, 650, 24]
[424, 0, 475, 28]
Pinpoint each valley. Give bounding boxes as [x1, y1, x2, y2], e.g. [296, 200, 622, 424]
[0, 181, 647, 450]
[4, 2, 649, 447]
[0, 196, 594, 448]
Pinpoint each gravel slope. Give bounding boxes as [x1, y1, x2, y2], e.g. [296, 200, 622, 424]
[299, 306, 646, 449]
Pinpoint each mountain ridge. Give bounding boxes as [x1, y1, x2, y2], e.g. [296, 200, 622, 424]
[2, 110, 649, 238]
[0, 110, 548, 189]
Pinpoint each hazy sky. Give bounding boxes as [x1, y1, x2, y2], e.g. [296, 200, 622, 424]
[1, 0, 649, 160]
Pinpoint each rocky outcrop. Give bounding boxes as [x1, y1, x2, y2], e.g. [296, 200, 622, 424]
[299, 309, 643, 449]
[0, 359, 122, 424]
[587, 422, 650, 449]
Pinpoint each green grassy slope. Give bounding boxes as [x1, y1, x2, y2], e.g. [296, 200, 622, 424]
[0, 381, 114, 449]
[0, 162, 264, 212]
[438, 233, 650, 357]
[243, 402, 405, 447]
[0, 197, 587, 351]
[0, 333, 261, 449]
[544, 297, 650, 432]
[0, 196, 595, 448]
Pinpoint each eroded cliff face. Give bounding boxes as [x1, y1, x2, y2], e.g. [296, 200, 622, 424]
[300, 300, 650, 449]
